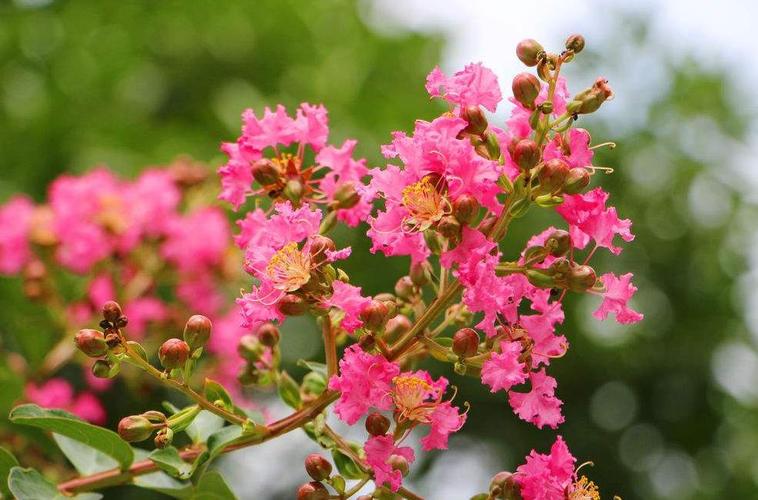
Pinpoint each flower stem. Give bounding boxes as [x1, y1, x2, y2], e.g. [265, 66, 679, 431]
[322, 315, 338, 378]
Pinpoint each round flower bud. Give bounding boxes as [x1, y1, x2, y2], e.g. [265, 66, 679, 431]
[565, 34, 585, 54]
[251, 158, 280, 186]
[437, 215, 461, 241]
[512, 139, 540, 171]
[154, 427, 173, 449]
[102, 301, 123, 324]
[283, 178, 305, 204]
[183, 315, 212, 350]
[479, 215, 497, 235]
[360, 299, 389, 331]
[388, 455, 410, 477]
[489, 471, 519, 499]
[409, 261, 431, 287]
[75, 329, 108, 358]
[238, 334, 265, 362]
[385, 315, 411, 339]
[512, 73, 541, 110]
[516, 39, 544, 66]
[333, 181, 360, 209]
[563, 167, 591, 195]
[158, 339, 190, 370]
[358, 333, 376, 351]
[304, 454, 332, 481]
[296, 481, 329, 500]
[257, 323, 280, 347]
[278, 294, 308, 316]
[567, 265, 597, 292]
[570, 77, 613, 115]
[545, 229, 571, 257]
[452, 194, 480, 226]
[461, 105, 488, 137]
[394, 276, 415, 301]
[92, 359, 117, 379]
[309, 235, 336, 265]
[117, 415, 154, 442]
[452, 328, 479, 358]
[365, 412, 391, 436]
[538, 158, 570, 193]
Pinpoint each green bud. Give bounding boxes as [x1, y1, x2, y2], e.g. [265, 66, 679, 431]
[526, 269, 556, 289]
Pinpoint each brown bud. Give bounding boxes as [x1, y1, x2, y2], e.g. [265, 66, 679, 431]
[565, 34, 585, 54]
[563, 167, 591, 195]
[489, 471, 519, 499]
[567, 265, 597, 292]
[388, 454, 410, 477]
[296, 481, 329, 500]
[545, 229, 571, 257]
[358, 332, 376, 351]
[366, 412, 391, 436]
[283, 178, 305, 203]
[154, 427, 173, 449]
[479, 215, 497, 235]
[102, 301, 123, 324]
[512, 139, 540, 171]
[452, 194, 480, 226]
[257, 323, 280, 347]
[461, 105, 488, 137]
[238, 334, 265, 362]
[437, 215, 461, 242]
[183, 315, 212, 350]
[92, 359, 117, 378]
[512, 72, 541, 109]
[158, 339, 190, 370]
[333, 181, 360, 209]
[75, 329, 108, 358]
[117, 415, 154, 442]
[385, 315, 411, 339]
[516, 39, 544, 66]
[278, 294, 308, 316]
[251, 158, 280, 186]
[394, 276, 415, 301]
[453, 328, 479, 358]
[309, 235, 336, 264]
[304, 454, 332, 481]
[360, 299, 389, 331]
[538, 158, 570, 193]
[409, 261, 431, 287]
[569, 77, 613, 115]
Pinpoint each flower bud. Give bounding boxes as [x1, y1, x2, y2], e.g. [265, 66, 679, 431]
[333, 182, 360, 209]
[360, 299, 389, 331]
[516, 39, 544, 66]
[278, 294, 308, 316]
[251, 158, 280, 186]
[545, 229, 571, 257]
[118, 415, 154, 442]
[23, 260, 46, 281]
[437, 215, 461, 242]
[304, 454, 332, 481]
[523, 246, 548, 265]
[567, 265, 596, 292]
[563, 167, 590, 195]
[452, 195, 479, 226]
[92, 359, 118, 378]
[388, 454, 410, 477]
[394, 276, 415, 301]
[75, 329, 108, 358]
[409, 261, 431, 287]
[385, 315, 411, 339]
[479, 215, 497, 235]
[565, 34, 585, 54]
[538, 158, 570, 193]
[102, 301, 123, 324]
[423, 229, 444, 254]
[158, 338, 190, 370]
[183, 315, 212, 350]
[512, 73, 541, 108]
[525, 269, 556, 289]
[366, 412, 391, 436]
[154, 427, 173, 449]
[238, 334, 265, 362]
[296, 482, 329, 500]
[512, 139, 540, 171]
[309, 235, 336, 265]
[461, 105, 488, 137]
[283, 178, 305, 204]
[257, 323, 280, 347]
[489, 471, 519, 499]
[569, 77, 613, 115]
[453, 328, 479, 358]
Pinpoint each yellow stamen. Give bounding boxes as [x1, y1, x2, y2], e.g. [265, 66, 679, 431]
[569, 476, 600, 500]
[265, 242, 311, 292]
[401, 177, 448, 231]
[392, 375, 433, 417]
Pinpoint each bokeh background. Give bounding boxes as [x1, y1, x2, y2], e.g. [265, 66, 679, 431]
[2, 0, 758, 498]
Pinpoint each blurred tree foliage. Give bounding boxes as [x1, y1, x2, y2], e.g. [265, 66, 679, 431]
[1, 1, 757, 499]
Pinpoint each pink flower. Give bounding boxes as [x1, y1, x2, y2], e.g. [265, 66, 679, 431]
[25, 379, 106, 424]
[321, 281, 372, 334]
[593, 272, 643, 324]
[328, 345, 400, 424]
[88, 274, 115, 308]
[556, 188, 634, 255]
[543, 128, 593, 169]
[425, 63, 502, 112]
[520, 302, 568, 368]
[515, 435, 576, 500]
[365, 434, 415, 492]
[177, 272, 227, 317]
[70, 392, 106, 425]
[128, 169, 181, 237]
[161, 207, 231, 273]
[236, 287, 284, 331]
[316, 139, 373, 227]
[508, 369, 564, 429]
[294, 103, 329, 151]
[506, 77, 570, 140]
[218, 141, 257, 210]
[481, 341, 527, 393]
[0, 196, 34, 274]
[123, 297, 168, 339]
[241, 104, 298, 152]
[420, 402, 467, 451]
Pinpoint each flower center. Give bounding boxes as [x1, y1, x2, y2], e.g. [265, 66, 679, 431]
[569, 476, 600, 500]
[401, 177, 448, 231]
[266, 242, 311, 292]
[392, 375, 432, 417]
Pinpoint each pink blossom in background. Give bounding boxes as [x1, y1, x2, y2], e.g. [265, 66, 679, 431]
[593, 272, 644, 324]
[0, 196, 34, 274]
[364, 434, 415, 492]
[123, 298, 168, 339]
[25, 378, 105, 424]
[161, 208, 231, 273]
[88, 274, 115, 308]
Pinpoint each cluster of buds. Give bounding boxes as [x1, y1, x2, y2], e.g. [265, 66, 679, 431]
[237, 322, 280, 386]
[296, 454, 333, 500]
[158, 314, 212, 373]
[74, 301, 129, 379]
[117, 411, 169, 447]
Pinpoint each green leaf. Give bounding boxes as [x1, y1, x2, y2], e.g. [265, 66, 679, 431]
[53, 434, 118, 475]
[7, 467, 102, 500]
[132, 448, 192, 499]
[296, 359, 328, 378]
[191, 425, 243, 479]
[277, 371, 301, 409]
[331, 450, 364, 480]
[0, 446, 19, 498]
[193, 471, 237, 500]
[185, 411, 224, 444]
[149, 446, 193, 480]
[9, 404, 134, 470]
[203, 379, 233, 410]
[126, 341, 148, 361]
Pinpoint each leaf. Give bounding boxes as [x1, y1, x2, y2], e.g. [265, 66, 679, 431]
[296, 359, 328, 378]
[149, 446, 193, 480]
[193, 471, 237, 500]
[9, 404, 134, 470]
[132, 449, 192, 499]
[126, 341, 148, 361]
[331, 450, 364, 480]
[0, 447, 19, 499]
[277, 371, 301, 409]
[53, 434, 118, 475]
[185, 411, 224, 444]
[7, 467, 102, 500]
[191, 425, 243, 479]
[203, 379, 233, 410]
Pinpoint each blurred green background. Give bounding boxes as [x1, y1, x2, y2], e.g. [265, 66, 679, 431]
[1, 0, 757, 499]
